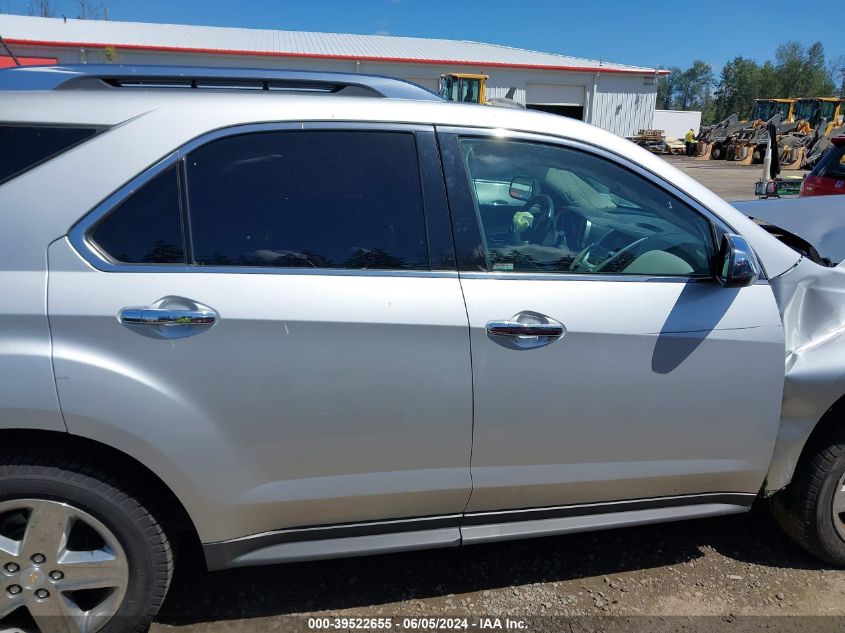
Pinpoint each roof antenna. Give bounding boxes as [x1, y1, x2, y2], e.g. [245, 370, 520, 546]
[0, 35, 21, 67]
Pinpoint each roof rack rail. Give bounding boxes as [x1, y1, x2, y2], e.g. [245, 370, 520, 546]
[0, 64, 442, 101]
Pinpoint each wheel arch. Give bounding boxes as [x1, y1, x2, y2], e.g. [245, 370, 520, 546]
[0, 428, 204, 566]
[765, 390, 845, 495]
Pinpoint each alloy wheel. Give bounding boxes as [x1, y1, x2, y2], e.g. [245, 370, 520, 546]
[0, 499, 129, 633]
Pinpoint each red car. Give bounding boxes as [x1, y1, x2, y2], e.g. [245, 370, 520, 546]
[801, 136, 845, 196]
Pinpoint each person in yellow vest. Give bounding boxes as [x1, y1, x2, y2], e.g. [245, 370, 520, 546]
[685, 128, 697, 156]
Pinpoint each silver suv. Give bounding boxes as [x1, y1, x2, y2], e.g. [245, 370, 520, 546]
[2, 65, 845, 633]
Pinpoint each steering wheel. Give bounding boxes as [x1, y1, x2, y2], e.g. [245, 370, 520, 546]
[522, 194, 555, 219]
[569, 237, 649, 273]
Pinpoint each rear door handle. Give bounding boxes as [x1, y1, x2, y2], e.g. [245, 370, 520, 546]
[119, 296, 218, 340]
[486, 311, 565, 349]
[120, 308, 216, 326]
[487, 321, 564, 337]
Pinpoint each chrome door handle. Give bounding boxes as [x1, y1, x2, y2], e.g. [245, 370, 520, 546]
[486, 311, 565, 350]
[119, 296, 218, 340]
[487, 321, 564, 337]
[120, 308, 216, 326]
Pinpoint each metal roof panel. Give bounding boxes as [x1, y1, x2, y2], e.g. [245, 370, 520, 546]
[0, 14, 664, 74]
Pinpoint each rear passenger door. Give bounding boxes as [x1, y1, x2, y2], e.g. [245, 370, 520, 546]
[47, 125, 473, 544]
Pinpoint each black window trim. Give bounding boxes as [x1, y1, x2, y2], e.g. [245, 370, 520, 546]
[435, 125, 766, 283]
[0, 122, 107, 186]
[69, 121, 456, 276]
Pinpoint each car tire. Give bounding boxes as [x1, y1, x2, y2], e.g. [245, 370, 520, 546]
[0, 452, 173, 633]
[771, 427, 845, 566]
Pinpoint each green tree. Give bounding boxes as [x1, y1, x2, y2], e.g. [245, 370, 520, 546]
[774, 41, 835, 96]
[774, 41, 806, 96]
[655, 61, 715, 123]
[674, 61, 715, 111]
[757, 61, 779, 98]
[830, 55, 845, 97]
[656, 75, 670, 110]
[657, 66, 683, 110]
[713, 56, 760, 121]
[805, 42, 836, 96]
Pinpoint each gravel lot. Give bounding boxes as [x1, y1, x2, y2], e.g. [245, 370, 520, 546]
[146, 154, 834, 633]
[663, 155, 808, 201]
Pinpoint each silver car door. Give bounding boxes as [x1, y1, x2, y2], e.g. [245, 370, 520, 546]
[438, 129, 785, 517]
[47, 125, 473, 546]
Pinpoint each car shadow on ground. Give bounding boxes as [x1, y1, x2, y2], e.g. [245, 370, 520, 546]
[156, 505, 826, 626]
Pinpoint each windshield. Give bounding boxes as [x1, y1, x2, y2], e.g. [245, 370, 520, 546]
[778, 102, 792, 121]
[795, 100, 818, 122]
[820, 100, 839, 122]
[752, 101, 776, 121]
[459, 78, 481, 103]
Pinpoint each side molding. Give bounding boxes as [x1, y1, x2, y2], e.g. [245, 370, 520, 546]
[203, 493, 754, 570]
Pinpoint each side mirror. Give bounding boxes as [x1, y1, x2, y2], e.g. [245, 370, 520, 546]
[509, 176, 535, 201]
[717, 233, 759, 288]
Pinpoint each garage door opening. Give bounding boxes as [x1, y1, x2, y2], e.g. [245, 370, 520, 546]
[525, 83, 585, 121]
[526, 104, 584, 119]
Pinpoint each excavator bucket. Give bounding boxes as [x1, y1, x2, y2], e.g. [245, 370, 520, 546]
[694, 114, 737, 159]
[732, 143, 756, 165]
[779, 144, 806, 170]
[695, 141, 713, 159]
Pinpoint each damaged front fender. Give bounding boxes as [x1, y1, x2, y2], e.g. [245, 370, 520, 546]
[765, 258, 845, 493]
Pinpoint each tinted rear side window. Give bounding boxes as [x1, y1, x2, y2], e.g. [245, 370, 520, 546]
[0, 124, 99, 184]
[90, 166, 186, 264]
[186, 131, 429, 270]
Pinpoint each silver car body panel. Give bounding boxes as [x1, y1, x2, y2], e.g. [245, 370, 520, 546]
[48, 237, 473, 542]
[764, 256, 845, 492]
[730, 198, 845, 493]
[0, 269, 65, 433]
[3, 77, 840, 564]
[459, 275, 785, 511]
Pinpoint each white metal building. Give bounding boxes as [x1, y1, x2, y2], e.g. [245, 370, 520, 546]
[0, 14, 666, 137]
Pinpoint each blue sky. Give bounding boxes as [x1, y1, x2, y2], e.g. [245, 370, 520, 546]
[2, 0, 843, 74]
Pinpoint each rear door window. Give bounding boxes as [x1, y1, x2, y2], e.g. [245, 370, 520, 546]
[0, 124, 100, 184]
[185, 130, 429, 270]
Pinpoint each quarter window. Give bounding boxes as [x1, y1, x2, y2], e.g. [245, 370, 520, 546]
[0, 124, 100, 185]
[90, 166, 185, 264]
[460, 137, 715, 276]
[185, 131, 429, 270]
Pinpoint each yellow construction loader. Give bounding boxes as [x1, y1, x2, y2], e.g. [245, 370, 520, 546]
[724, 99, 795, 165]
[696, 99, 794, 160]
[438, 73, 524, 109]
[779, 97, 845, 169]
[438, 73, 489, 104]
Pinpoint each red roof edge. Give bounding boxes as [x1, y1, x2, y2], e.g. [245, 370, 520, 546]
[0, 54, 58, 67]
[3, 38, 672, 75]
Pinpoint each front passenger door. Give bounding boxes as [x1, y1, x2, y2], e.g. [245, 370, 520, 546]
[440, 131, 785, 516]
